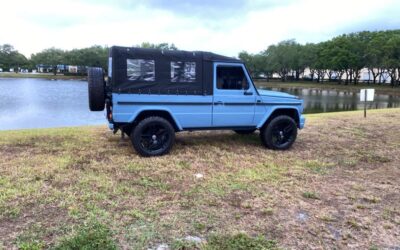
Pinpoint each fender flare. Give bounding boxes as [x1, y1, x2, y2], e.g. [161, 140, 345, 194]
[256, 106, 301, 128]
[127, 107, 183, 131]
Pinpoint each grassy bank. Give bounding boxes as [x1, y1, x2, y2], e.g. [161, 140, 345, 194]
[0, 72, 86, 80]
[255, 81, 400, 96]
[1, 109, 400, 249]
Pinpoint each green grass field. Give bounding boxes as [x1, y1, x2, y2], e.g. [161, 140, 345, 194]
[0, 109, 400, 249]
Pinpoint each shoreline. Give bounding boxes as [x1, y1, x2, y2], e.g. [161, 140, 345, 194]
[0, 72, 86, 80]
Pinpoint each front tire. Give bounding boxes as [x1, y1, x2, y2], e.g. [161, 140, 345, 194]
[260, 115, 297, 150]
[131, 116, 175, 157]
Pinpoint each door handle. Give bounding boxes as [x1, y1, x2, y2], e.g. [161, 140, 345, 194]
[214, 101, 223, 105]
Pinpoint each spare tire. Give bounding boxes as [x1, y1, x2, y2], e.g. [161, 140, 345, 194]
[88, 67, 105, 111]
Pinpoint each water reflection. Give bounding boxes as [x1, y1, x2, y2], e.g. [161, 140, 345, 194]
[261, 86, 400, 114]
[0, 78, 104, 130]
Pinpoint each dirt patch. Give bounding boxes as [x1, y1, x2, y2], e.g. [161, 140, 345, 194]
[0, 204, 71, 248]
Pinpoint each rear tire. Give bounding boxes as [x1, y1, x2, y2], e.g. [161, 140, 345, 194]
[260, 115, 297, 150]
[234, 129, 256, 135]
[88, 67, 105, 111]
[131, 116, 175, 157]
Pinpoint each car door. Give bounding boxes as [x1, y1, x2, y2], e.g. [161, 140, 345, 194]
[212, 63, 256, 127]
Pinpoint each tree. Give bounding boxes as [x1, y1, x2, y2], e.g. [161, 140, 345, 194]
[266, 40, 299, 82]
[237, 29, 400, 87]
[64, 46, 108, 69]
[0, 44, 28, 72]
[31, 48, 65, 75]
[366, 31, 385, 84]
[302, 43, 318, 81]
[382, 32, 400, 86]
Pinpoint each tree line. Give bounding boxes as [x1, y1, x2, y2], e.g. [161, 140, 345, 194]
[2, 31, 399, 85]
[0, 42, 177, 75]
[239, 30, 400, 86]
[0, 44, 109, 74]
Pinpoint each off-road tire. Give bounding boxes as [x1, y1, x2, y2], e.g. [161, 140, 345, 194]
[131, 116, 175, 157]
[260, 115, 297, 150]
[88, 67, 105, 111]
[234, 129, 256, 135]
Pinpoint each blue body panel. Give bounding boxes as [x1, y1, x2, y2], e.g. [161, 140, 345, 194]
[112, 94, 212, 130]
[109, 62, 305, 131]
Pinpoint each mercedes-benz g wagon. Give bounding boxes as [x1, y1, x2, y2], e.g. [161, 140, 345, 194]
[88, 46, 305, 156]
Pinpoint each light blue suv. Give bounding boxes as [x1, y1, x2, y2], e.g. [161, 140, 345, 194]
[88, 46, 305, 156]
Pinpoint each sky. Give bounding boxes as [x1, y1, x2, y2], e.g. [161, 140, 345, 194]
[1, 0, 399, 58]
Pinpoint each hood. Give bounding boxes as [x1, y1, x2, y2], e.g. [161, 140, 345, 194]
[257, 89, 299, 99]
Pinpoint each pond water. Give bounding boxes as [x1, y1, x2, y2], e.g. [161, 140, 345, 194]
[0, 78, 104, 130]
[0, 78, 399, 130]
[260, 86, 400, 114]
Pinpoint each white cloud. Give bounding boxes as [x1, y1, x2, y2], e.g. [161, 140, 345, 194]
[1, 0, 399, 58]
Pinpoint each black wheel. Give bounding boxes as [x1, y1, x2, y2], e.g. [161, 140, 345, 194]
[88, 67, 105, 111]
[234, 129, 256, 135]
[260, 115, 297, 150]
[131, 116, 175, 157]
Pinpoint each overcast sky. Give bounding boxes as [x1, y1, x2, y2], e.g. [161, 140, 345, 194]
[1, 0, 399, 58]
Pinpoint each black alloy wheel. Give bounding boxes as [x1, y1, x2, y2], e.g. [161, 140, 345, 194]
[131, 116, 175, 157]
[260, 115, 297, 150]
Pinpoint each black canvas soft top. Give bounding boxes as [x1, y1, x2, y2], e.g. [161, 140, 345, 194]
[110, 46, 241, 63]
[109, 46, 242, 95]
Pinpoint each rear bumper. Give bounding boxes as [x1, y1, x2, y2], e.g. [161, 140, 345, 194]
[299, 115, 305, 129]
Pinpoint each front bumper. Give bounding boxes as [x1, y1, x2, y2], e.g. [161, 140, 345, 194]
[299, 115, 306, 129]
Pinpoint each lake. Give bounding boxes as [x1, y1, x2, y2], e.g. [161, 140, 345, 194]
[0, 78, 399, 130]
[0, 78, 104, 131]
[260, 86, 400, 113]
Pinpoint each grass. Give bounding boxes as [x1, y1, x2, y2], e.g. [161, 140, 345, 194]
[53, 219, 117, 250]
[302, 191, 319, 200]
[255, 80, 400, 95]
[0, 72, 85, 80]
[0, 108, 400, 249]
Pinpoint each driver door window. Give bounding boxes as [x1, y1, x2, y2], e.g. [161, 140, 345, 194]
[217, 66, 249, 90]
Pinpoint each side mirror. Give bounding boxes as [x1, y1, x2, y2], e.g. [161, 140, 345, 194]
[244, 91, 253, 96]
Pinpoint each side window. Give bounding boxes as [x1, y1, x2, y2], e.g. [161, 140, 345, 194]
[216, 66, 248, 90]
[127, 59, 155, 81]
[171, 61, 196, 82]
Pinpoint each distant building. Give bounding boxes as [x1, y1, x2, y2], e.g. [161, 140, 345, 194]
[68, 65, 78, 73]
[67, 65, 87, 74]
[36, 64, 88, 75]
[57, 64, 68, 73]
[36, 64, 53, 73]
